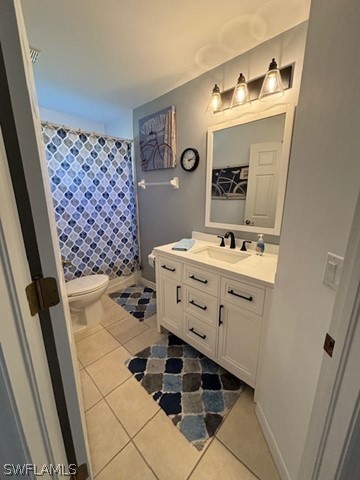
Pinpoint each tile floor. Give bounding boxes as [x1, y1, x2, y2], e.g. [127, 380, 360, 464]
[75, 294, 280, 480]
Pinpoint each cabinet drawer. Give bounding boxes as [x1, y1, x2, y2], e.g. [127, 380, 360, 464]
[185, 314, 216, 356]
[183, 264, 219, 296]
[157, 255, 182, 281]
[184, 287, 218, 327]
[221, 277, 265, 315]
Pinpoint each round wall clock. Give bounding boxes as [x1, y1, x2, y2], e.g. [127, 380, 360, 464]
[180, 148, 200, 172]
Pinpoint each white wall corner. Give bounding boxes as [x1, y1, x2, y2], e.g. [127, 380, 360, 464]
[255, 402, 291, 480]
[106, 271, 140, 293]
[140, 276, 156, 291]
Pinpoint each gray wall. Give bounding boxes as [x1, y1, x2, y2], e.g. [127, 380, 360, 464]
[133, 22, 308, 282]
[257, 0, 360, 478]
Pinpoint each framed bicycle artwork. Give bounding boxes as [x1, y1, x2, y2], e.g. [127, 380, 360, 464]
[139, 106, 176, 171]
[211, 165, 249, 199]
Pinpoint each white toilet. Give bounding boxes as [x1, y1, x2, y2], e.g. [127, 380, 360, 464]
[66, 274, 109, 329]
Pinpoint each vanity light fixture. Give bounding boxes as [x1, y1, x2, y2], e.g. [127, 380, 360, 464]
[209, 59, 292, 114]
[230, 73, 251, 109]
[211, 84, 224, 115]
[258, 58, 284, 101]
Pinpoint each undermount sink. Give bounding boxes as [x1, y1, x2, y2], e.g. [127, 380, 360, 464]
[191, 246, 250, 264]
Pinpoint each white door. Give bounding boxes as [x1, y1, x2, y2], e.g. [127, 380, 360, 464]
[0, 0, 90, 477]
[244, 142, 282, 228]
[298, 189, 360, 480]
[0, 129, 69, 477]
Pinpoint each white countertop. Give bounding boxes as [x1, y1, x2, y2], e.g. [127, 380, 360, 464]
[153, 239, 278, 287]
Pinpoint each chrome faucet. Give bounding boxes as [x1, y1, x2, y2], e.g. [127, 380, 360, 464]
[224, 231, 236, 249]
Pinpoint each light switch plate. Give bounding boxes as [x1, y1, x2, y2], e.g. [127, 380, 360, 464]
[323, 252, 344, 290]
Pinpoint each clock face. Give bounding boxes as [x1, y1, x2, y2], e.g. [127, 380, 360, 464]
[180, 148, 199, 172]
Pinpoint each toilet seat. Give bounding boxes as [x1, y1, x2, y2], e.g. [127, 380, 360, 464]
[66, 274, 109, 298]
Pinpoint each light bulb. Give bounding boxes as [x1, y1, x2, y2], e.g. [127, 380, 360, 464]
[259, 59, 284, 101]
[230, 73, 251, 109]
[211, 84, 223, 115]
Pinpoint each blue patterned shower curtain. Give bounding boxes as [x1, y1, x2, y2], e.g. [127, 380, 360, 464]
[43, 123, 139, 281]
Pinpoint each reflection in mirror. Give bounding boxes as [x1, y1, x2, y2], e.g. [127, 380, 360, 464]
[205, 105, 295, 236]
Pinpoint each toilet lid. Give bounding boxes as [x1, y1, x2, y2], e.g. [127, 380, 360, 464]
[66, 275, 109, 297]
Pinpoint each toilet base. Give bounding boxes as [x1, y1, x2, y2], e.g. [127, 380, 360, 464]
[70, 298, 104, 328]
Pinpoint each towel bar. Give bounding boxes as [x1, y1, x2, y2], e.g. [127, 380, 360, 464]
[137, 176, 179, 190]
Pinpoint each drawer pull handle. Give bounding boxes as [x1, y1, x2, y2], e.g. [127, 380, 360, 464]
[189, 300, 207, 311]
[189, 327, 206, 340]
[218, 304, 224, 326]
[189, 275, 208, 284]
[228, 289, 253, 302]
[176, 286, 181, 304]
[161, 264, 176, 272]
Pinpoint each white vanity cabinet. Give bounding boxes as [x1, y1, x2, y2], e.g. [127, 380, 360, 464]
[183, 264, 219, 357]
[218, 277, 265, 386]
[157, 255, 183, 335]
[155, 249, 273, 389]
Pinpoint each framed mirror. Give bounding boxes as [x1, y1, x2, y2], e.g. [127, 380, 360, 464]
[205, 104, 295, 235]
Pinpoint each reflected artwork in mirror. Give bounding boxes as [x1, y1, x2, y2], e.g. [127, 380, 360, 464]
[205, 104, 295, 235]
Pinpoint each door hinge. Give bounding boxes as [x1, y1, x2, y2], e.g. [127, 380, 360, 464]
[25, 275, 60, 316]
[324, 333, 335, 357]
[71, 463, 89, 480]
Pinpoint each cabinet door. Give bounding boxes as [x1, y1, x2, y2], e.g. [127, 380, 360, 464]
[158, 275, 183, 335]
[218, 303, 262, 387]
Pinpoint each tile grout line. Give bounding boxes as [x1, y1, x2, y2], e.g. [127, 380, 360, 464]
[79, 343, 121, 369]
[185, 436, 217, 480]
[82, 342, 133, 370]
[215, 436, 262, 480]
[74, 326, 105, 344]
[92, 438, 132, 479]
[104, 317, 152, 346]
[80, 369, 104, 411]
[89, 371, 132, 398]
[85, 373, 132, 478]
[185, 385, 250, 479]
[79, 346, 134, 400]
[76, 296, 162, 477]
[131, 439, 160, 480]
[104, 384, 161, 440]
[84, 396, 103, 414]
[75, 308, 133, 343]
[100, 385, 161, 477]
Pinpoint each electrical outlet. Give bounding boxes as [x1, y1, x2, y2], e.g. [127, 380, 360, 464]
[322, 252, 344, 290]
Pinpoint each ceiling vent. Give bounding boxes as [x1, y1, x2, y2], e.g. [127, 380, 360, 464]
[29, 47, 40, 64]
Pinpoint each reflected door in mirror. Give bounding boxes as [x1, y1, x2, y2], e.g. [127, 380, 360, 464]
[244, 141, 282, 228]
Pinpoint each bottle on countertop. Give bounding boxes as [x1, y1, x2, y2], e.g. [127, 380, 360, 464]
[256, 234, 265, 256]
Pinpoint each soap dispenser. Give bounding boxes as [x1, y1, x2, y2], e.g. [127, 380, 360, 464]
[256, 234, 265, 256]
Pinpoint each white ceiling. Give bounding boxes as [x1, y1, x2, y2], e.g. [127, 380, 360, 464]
[21, 0, 311, 124]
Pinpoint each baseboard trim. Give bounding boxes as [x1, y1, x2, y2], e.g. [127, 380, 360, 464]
[140, 276, 156, 290]
[106, 272, 140, 293]
[255, 402, 290, 480]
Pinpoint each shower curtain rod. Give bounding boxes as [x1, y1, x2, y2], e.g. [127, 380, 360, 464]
[41, 120, 133, 144]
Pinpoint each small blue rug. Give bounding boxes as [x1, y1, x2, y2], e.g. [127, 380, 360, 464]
[126, 333, 245, 450]
[109, 284, 156, 321]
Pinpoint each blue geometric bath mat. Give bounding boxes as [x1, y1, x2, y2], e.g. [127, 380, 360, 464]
[126, 333, 246, 450]
[109, 284, 156, 321]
